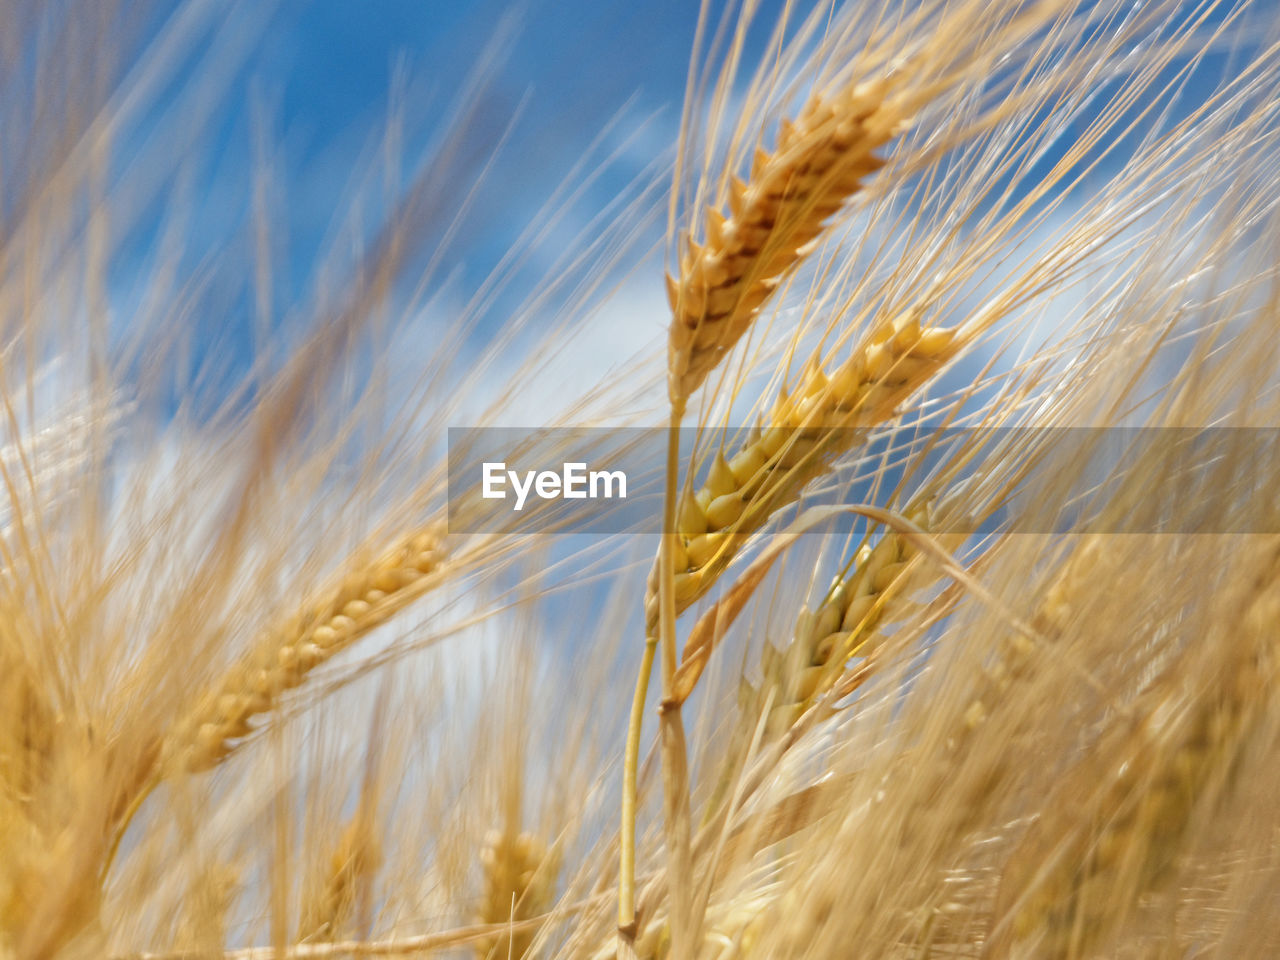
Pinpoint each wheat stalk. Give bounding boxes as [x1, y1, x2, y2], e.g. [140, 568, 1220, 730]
[953, 536, 1103, 746]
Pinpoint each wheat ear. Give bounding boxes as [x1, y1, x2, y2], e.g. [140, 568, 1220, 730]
[171, 523, 447, 773]
[870, 536, 1104, 914]
[945, 535, 1104, 792]
[753, 504, 931, 737]
[296, 812, 381, 944]
[475, 829, 558, 960]
[651, 315, 958, 630]
[989, 544, 1280, 959]
[692, 509, 931, 849]
[0, 651, 55, 809]
[668, 80, 903, 404]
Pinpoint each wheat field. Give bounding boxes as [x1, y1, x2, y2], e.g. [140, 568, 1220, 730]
[3, 0, 1280, 958]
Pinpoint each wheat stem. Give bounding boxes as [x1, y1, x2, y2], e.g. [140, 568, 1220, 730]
[656, 410, 696, 960]
[617, 638, 655, 946]
[617, 416, 685, 956]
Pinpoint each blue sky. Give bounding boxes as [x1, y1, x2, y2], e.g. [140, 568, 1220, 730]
[99, 0, 800, 415]
[111, 1, 773, 312]
[86, 0, 1254, 425]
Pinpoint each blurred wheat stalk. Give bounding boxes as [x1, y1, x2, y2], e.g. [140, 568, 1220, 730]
[2, 1, 1280, 959]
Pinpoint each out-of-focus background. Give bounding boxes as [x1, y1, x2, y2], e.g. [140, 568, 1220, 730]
[33, 0, 782, 421]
